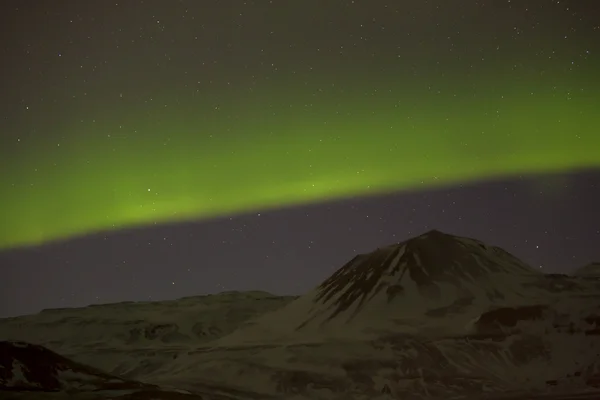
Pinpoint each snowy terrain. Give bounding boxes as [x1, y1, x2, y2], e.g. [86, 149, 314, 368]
[1, 230, 599, 399]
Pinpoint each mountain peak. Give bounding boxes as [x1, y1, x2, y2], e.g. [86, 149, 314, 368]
[422, 229, 447, 236]
[301, 231, 539, 328]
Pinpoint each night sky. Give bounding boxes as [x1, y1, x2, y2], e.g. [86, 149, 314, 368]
[1, 0, 599, 318]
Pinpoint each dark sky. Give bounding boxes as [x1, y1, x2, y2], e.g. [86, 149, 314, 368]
[1, 0, 599, 318]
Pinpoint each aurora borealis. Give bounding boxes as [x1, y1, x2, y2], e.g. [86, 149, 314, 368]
[2, 0, 599, 250]
[1, 0, 600, 317]
[3, 77, 600, 250]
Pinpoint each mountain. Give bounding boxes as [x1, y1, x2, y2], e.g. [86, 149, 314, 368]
[1, 230, 600, 400]
[214, 229, 547, 343]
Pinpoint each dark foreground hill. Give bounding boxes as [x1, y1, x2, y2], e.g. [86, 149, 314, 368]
[0, 340, 207, 399]
[1, 230, 599, 399]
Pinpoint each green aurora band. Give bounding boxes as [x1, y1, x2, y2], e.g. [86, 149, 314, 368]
[2, 71, 599, 249]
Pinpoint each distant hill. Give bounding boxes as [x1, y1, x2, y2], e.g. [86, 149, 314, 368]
[573, 262, 600, 277]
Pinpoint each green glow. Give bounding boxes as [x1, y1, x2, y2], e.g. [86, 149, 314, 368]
[2, 72, 599, 249]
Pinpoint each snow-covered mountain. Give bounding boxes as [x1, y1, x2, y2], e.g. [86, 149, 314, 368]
[1, 230, 599, 400]
[213, 230, 565, 344]
[0, 290, 295, 377]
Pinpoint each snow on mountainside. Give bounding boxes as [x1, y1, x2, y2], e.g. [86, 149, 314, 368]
[0, 291, 295, 376]
[1, 230, 600, 400]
